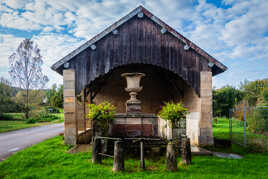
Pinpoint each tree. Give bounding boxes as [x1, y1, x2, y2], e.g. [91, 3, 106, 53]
[240, 79, 268, 106]
[0, 77, 23, 114]
[9, 39, 49, 118]
[15, 90, 46, 107]
[0, 77, 12, 114]
[261, 87, 268, 105]
[213, 86, 244, 117]
[45, 84, 63, 108]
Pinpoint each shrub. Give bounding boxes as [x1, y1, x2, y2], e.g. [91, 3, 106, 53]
[0, 113, 25, 120]
[88, 102, 116, 121]
[36, 111, 58, 122]
[0, 113, 14, 120]
[26, 118, 37, 124]
[248, 107, 268, 133]
[158, 102, 188, 128]
[26, 111, 59, 123]
[87, 101, 116, 135]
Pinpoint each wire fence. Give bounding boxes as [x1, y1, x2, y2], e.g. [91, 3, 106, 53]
[229, 106, 268, 151]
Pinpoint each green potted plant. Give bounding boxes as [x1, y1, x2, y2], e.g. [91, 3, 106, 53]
[158, 102, 188, 138]
[87, 101, 116, 136]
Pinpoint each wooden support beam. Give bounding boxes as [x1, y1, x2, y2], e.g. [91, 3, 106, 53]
[113, 141, 124, 172]
[140, 140, 145, 170]
[98, 153, 114, 158]
[166, 141, 177, 171]
[163, 71, 184, 98]
[83, 88, 86, 132]
[156, 68, 184, 99]
[92, 138, 102, 164]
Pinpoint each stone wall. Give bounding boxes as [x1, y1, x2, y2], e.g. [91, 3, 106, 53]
[92, 65, 183, 114]
[63, 66, 213, 146]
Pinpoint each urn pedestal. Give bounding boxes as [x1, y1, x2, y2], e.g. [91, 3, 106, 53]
[121, 73, 145, 113]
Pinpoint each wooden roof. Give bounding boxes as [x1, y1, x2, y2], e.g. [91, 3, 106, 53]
[51, 5, 227, 75]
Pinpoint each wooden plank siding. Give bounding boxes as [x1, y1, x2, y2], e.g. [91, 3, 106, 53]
[66, 16, 210, 96]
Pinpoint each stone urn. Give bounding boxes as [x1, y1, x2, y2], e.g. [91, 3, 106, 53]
[121, 73, 145, 113]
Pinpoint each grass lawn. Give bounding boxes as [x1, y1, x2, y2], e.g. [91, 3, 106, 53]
[0, 113, 64, 133]
[0, 119, 268, 178]
[213, 118, 268, 151]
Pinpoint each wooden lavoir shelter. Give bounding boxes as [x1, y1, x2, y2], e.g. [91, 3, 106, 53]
[51, 5, 227, 147]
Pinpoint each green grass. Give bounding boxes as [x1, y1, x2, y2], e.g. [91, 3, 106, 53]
[0, 119, 268, 178]
[213, 118, 268, 151]
[0, 113, 64, 133]
[0, 136, 268, 178]
[212, 118, 231, 140]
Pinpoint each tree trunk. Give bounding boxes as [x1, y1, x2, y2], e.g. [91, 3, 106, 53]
[181, 138, 192, 165]
[113, 141, 124, 172]
[26, 88, 29, 119]
[166, 142, 177, 171]
[92, 137, 102, 164]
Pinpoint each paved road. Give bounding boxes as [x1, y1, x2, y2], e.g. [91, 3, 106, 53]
[0, 123, 64, 161]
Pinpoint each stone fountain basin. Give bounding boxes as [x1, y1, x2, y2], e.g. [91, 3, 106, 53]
[111, 113, 158, 137]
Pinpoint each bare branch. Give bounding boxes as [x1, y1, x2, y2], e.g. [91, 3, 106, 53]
[8, 39, 49, 118]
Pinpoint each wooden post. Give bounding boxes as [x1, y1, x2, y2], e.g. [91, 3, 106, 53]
[92, 138, 102, 164]
[83, 88, 86, 132]
[140, 140, 145, 170]
[181, 138, 191, 165]
[166, 141, 177, 171]
[113, 141, 124, 172]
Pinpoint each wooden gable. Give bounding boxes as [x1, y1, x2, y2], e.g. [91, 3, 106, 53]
[51, 6, 227, 96]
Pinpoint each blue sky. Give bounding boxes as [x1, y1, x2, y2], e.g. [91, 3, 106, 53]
[0, 0, 267, 89]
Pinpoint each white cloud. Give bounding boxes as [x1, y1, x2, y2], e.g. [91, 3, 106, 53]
[2, 0, 28, 9]
[42, 26, 54, 32]
[0, 3, 13, 13]
[221, 0, 268, 46]
[0, 34, 24, 68]
[0, 12, 41, 30]
[0, 34, 24, 86]
[222, 0, 235, 5]
[32, 33, 85, 87]
[22, 1, 67, 27]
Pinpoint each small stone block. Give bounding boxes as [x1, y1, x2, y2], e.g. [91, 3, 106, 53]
[126, 103, 141, 113]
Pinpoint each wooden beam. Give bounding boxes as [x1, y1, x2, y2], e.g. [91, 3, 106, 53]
[166, 141, 177, 171]
[181, 138, 192, 165]
[162, 70, 184, 98]
[83, 88, 86, 132]
[140, 140, 145, 170]
[92, 137, 102, 164]
[113, 141, 125, 172]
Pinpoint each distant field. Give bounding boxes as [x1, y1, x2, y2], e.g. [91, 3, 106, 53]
[0, 112, 64, 133]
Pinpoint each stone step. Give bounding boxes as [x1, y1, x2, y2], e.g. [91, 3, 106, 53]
[191, 146, 213, 155]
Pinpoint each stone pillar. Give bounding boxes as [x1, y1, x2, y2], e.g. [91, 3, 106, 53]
[184, 85, 201, 146]
[63, 69, 77, 145]
[184, 71, 213, 146]
[199, 71, 213, 146]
